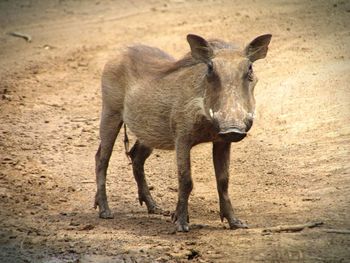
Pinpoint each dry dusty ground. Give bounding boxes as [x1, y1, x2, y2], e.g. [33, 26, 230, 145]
[0, 0, 349, 262]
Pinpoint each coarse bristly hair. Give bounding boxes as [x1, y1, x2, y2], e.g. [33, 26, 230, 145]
[126, 39, 239, 79]
[161, 39, 239, 76]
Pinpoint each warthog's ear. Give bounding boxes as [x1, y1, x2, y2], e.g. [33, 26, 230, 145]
[187, 34, 214, 64]
[245, 34, 272, 62]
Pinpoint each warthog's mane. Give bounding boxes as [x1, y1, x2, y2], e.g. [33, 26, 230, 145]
[162, 39, 238, 76]
[127, 39, 238, 79]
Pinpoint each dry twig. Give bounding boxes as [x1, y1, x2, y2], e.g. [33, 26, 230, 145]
[262, 221, 323, 234]
[8, 31, 32, 42]
[323, 229, 350, 234]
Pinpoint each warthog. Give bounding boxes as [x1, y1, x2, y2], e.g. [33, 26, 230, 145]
[95, 33, 272, 232]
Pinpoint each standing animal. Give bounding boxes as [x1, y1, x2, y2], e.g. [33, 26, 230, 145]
[94, 33, 272, 232]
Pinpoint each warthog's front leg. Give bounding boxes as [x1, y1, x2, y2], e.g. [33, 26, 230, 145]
[172, 139, 193, 232]
[129, 140, 163, 214]
[213, 142, 248, 229]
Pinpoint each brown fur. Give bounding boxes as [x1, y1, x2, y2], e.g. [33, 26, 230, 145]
[94, 34, 272, 232]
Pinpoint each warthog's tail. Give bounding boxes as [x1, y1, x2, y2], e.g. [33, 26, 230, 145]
[123, 124, 131, 162]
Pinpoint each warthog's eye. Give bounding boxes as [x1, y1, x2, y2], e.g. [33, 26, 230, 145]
[206, 61, 216, 82]
[207, 61, 214, 75]
[247, 64, 254, 82]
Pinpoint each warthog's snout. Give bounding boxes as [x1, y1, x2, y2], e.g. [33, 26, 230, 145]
[218, 127, 247, 142]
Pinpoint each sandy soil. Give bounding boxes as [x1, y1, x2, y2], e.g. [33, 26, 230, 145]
[0, 0, 349, 262]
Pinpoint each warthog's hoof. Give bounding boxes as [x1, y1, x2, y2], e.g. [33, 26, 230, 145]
[99, 209, 114, 219]
[176, 222, 190, 232]
[228, 218, 248, 229]
[171, 211, 190, 232]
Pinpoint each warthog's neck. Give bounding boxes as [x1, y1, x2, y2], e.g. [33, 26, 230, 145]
[167, 65, 221, 146]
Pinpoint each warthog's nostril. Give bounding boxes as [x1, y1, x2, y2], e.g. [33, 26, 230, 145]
[218, 128, 247, 142]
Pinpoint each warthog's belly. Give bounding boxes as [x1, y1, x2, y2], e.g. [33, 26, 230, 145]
[123, 96, 175, 150]
[124, 118, 175, 150]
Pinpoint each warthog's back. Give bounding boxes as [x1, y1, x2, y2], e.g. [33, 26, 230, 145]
[102, 45, 186, 150]
[125, 45, 176, 79]
[101, 45, 175, 109]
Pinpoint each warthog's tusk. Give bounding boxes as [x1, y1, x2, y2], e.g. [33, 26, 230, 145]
[209, 108, 214, 119]
[247, 112, 255, 119]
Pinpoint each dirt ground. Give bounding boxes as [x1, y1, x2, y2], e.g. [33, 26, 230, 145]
[0, 0, 349, 262]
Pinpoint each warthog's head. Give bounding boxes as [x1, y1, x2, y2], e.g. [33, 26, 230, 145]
[187, 34, 272, 142]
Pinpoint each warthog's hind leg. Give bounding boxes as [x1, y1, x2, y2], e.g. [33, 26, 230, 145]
[95, 111, 123, 219]
[129, 140, 163, 214]
[213, 142, 248, 229]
